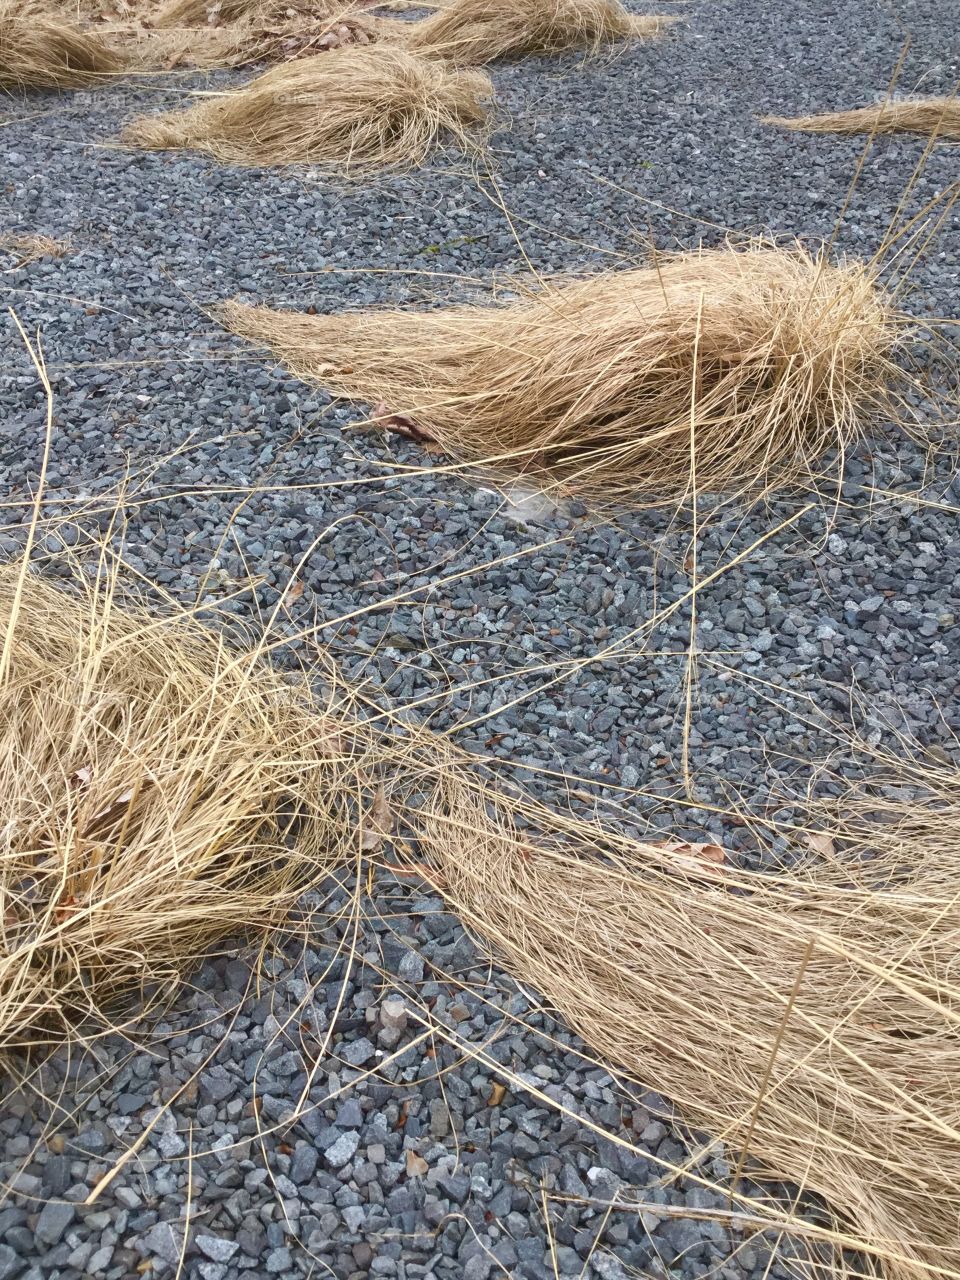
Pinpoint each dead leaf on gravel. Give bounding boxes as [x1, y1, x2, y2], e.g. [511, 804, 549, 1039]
[650, 839, 729, 872]
[405, 1150, 428, 1177]
[361, 785, 393, 849]
[391, 861, 446, 888]
[371, 400, 435, 443]
[804, 830, 836, 858]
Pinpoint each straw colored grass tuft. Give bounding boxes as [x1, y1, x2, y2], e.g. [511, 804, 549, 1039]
[0, 0, 125, 88]
[399, 0, 676, 65]
[218, 240, 903, 501]
[761, 98, 960, 140]
[1, 232, 71, 268]
[0, 563, 367, 1055]
[407, 762, 960, 1280]
[120, 45, 492, 169]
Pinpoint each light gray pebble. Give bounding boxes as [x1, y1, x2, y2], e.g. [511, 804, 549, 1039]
[142, 1221, 184, 1266]
[265, 1247, 292, 1273]
[196, 1235, 240, 1263]
[324, 1131, 360, 1168]
[339, 1037, 375, 1067]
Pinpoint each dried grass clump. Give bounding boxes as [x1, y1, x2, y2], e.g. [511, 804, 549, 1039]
[113, 11, 381, 70]
[408, 762, 960, 1280]
[219, 241, 902, 501]
[0, 0, 125, 89]
[761, 98, 960, 140]
[0, 563, 369, 1054]
[152, 0, 342, 26]
[399, 0, 675, 65]
[0, 232, 71, 268]
[120, 45, 492, 170]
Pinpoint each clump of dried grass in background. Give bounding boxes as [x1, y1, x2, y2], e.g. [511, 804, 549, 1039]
[144, 0, 383, 64]
[120, 45, 492, 169]
[219, 241, 903, 501]
[0, 232, 71, 269]
[151, 0, 340, 26]
[399, 0, 676, 65]
[0, 0, 125, 88]
[761, 98, 960, 140]
[0, 561, 371, 1055]
[112, 10, 380, 70]
[405, 759, 960, 1280]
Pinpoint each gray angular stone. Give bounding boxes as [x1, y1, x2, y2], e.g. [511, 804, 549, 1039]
[200, 1067, 237, 1105]
[87, 1245, 114, 1274]
[338, 1037, 375, 1067]
[34, 1201, 75, 1246]
[265, 1247, 292, 1273]
[196, 1235, 240, 1263]
[335, 1099, 363, 1128]
[142, 1221, 184, 1266]
[323, 1130, 360, 1169]
[397, 950, 424, 983]
[289, 1144, 318, 1183]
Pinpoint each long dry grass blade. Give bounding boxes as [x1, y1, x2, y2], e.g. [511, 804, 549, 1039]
[761, 98, 960, 140]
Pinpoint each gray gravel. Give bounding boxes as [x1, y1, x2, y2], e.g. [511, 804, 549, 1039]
[1, 871, 818, 1280]
[2, 0, 959, 1275]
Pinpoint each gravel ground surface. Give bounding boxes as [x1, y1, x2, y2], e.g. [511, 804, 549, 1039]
[2, 0, 960, 1276]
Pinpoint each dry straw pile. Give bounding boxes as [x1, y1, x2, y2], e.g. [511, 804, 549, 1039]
[407, 761, 960, 1280]
[400, 0, 675, 65]
[145, 0, 383, 65]
[762, 97, 960, 140]
[151, 0, 343, 26]
[121, 45, 492, 170]
[0, 232, 71, 268]
[0, 563, 371, 1055]
[115, 12, 381, 71]
[219, 241, 902, 501]
[0, 0, 124, 88]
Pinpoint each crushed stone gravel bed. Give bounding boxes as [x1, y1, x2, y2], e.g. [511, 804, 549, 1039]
[2, 0, 959, 1276]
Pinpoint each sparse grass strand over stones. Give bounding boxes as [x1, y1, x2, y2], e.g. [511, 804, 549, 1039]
[408, 758, 960, 1280]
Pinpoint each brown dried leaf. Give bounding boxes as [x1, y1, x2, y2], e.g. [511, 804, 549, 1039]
[489, 1082, 506, 1106]
[650, 839, 729, 871]
[405, 1150, 428, 1177]
[361, 786, 393, 850]
[804, 830, 836, 858]
[392, 862, 445, 888]
[371, 400, 435, 443]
